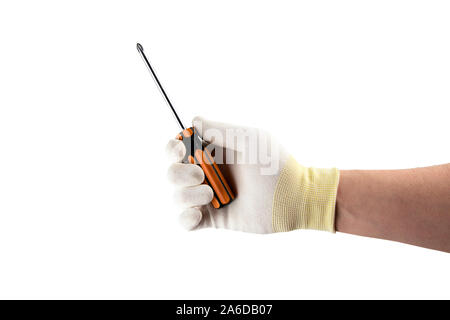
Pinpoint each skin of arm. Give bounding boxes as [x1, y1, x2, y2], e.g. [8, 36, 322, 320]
[335, 164, 450, 253]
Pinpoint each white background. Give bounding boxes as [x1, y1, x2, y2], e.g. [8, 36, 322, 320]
[0, 0, 449, 299]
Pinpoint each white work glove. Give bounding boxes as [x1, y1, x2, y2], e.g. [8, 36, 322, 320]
[166, 117, 339, 234]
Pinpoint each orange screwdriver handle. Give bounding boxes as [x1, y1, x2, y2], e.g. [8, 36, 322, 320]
[175, 127, 235, 209]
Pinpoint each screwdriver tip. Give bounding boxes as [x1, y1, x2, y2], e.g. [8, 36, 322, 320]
[136, 43, 143, 52]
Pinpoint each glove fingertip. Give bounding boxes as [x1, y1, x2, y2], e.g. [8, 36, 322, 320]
[179, 208, 203, 231]
[167, 163, 205, 187]
[166, 139, 186, 163]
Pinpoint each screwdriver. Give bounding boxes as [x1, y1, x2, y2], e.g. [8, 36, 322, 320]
[137, 43, 235, 208]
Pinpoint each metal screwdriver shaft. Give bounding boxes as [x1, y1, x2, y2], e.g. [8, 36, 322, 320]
[137, 43, 185, 130]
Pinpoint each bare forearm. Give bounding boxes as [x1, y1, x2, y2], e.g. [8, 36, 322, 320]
[336, 164, 450, 252]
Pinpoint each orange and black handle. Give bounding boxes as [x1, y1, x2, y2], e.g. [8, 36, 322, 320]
[176, 127, 235, 209]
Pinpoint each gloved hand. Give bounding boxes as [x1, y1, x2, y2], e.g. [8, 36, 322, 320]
[166, 117, 340, 234]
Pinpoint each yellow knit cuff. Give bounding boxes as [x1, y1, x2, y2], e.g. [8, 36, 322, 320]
[272, 156, 339, 233]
